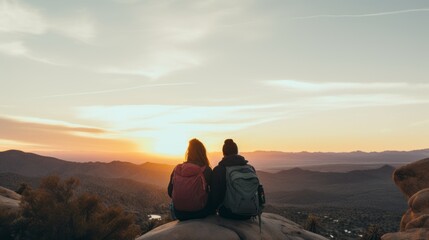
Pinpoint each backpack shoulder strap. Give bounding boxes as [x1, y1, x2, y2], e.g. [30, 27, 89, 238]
[199, 165, 207, 191]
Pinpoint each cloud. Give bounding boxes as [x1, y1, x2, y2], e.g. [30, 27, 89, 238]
[0, 0, 47, 34]
[261, 80, 429, 116]
[0, 116, 137, 152]
[0, 139, 46, 149]
[295, 8, 429, 20]
[51, 14, 97, 43]
[99, 50, 201, 78]
[96, 2, 243, 79]
[4, 115, 107, 134]
[305, 94, 429, 110]
[0, 41, 26, 55]
[0, 41, 64, 65]
[137, 2, 231, 43]
[36, 82, 195, 99]
[0, 0, 96, 42]
[77, 104, 281, 132]
[76, 104, 282, 154]
[263, 80, 429, 92]
[409, 119, 429, 127]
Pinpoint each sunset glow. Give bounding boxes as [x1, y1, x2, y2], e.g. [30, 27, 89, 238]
[1, 0, 428, 162]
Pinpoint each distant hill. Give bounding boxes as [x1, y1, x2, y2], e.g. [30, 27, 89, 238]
[258, 165, 407, 211]
[258, 165, 396, 193]
[0, 150, 174, 188]
[240, 148, 429, 171]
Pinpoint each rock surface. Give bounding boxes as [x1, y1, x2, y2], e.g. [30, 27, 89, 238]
[393, 158, 429, 198]
[382, 228, 429, 240]
[0, 186, 21, 211]
[382, 158, 429, 240]
[136, 212, 328, 240]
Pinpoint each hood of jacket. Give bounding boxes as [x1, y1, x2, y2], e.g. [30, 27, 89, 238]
[219, 154, 248, 167]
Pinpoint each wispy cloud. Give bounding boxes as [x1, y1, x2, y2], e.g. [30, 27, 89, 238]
[76, 104, 282, 154]
[305, 94, 429, 110]
[0, 41, 26, 55]
[0, 41, 64, 65]
[77, 104, 282, 132]
[36, 82, 195, 99]
[0, 139, 47, 149]
[5, 115, 106, 134]
[262, 80, 429, 116]
[0, 0, 46, 34]
[96, 3, 240, 79]
[263, 80, 429, 92]
[296, 8, 429, 19]
[51, 14, 97, 43]
[409, 119, 429, 127]
[0, 0, 96, 42]
[99, 50, 201, 79]
[0, 116, 137, 152]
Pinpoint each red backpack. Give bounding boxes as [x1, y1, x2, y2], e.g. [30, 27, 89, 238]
[172, 163, 208, 212]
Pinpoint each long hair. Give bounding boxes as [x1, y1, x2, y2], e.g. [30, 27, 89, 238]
[185, 138, 210, 167]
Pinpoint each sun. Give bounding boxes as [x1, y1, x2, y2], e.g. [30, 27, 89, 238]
[149, 130, 192, 157]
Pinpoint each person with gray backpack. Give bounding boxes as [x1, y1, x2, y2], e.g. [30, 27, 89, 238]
[211, 139, 265, 222]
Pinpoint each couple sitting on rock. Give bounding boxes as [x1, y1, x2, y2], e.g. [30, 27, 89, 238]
[167, 138, 265, 221]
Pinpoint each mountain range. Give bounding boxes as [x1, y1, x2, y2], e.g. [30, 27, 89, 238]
[238, 148, 429, 171]
[1, 149, 423, 211]
[0, 150, 174, 188]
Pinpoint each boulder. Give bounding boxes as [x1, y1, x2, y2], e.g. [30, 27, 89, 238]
[0, 186, 21, 200]
[0, 186, 21, 211]
[381, 228, 429, 240]
[393, 158, 429, 198]
[402, 188, 429, 230]
[136, 213, 328, 240]
[382, 158, 429, 240]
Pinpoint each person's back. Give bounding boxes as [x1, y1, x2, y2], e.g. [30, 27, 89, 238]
[211, 139, 263, 220]
[167, 138, 213, 221]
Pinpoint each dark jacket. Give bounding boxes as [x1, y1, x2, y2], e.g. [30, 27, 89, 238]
[167, 161, 213, 220]
[211, 154, 252, 219]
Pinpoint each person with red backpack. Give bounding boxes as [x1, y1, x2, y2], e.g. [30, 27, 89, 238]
[167, 138, 213, 221]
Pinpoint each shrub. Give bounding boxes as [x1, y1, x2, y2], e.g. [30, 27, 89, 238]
[304, 214, 321, 233]
[0, 209, 19, 240]
[361, 224, 384, 240]
[17, 175, 141, 240]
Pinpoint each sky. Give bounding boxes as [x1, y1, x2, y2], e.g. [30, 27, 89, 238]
[0, 0, 428, 163]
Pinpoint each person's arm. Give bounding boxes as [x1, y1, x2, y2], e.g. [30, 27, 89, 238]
[167, 170, 174, 198]
[210, 165, 226, 210]
[203, 167, 213, 211]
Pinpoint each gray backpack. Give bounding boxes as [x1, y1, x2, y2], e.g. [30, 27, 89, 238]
[223, 165, 261, 216]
